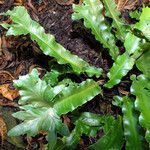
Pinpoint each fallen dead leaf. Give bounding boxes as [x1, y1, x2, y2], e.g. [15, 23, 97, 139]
[118, 86, 129, 96]
[63, 115, 71, 127]
[0, 84, 19, 101]
[0, 115, 7, 145]
[116, 0, 140, 11]
[0, 71, 14, 84]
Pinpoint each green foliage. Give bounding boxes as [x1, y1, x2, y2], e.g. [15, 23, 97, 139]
[13, 69, 65, 106]
[1, 6, 102, 77]
[136, 49, 150, 77]
[122, 96, 142, 150]
[54, 79, 101, 115]
[131, 75, 150, 142]
[105, 7, 150, 88]
[1, 2, 150, 150]
[105, 52, 135, 88]
[102, 0, 127, 40]
[63, 112, 105, 148]
[8, 69, 101, 145]
[134, 7, 150, 41]
[72, 0, 119, 60]
[88, 116, 124, 150]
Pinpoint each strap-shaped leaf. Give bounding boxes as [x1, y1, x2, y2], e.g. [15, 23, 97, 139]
[88, 116, 124, 150]
[136, 49, 150, 77]
[1, 6, 102, 77]
[105, 53, 135, 88]
[134, 7, 150, 41]
[54, 79, 101, 115]
[72, 0, 119, 60]
[131, 75, 150, 142]
[13, 69, 64, 106]
[64, 112, 105, 148]
[102, 0, 126, 41]
[124, 33, 142, 55]
[122, 96, 143, 150]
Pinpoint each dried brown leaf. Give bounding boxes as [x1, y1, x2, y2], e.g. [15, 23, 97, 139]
[0, 84, 19, 101]
[0, 116, 7, 145]
[117, 0, 140, 11]
[0, 71, 14, 84]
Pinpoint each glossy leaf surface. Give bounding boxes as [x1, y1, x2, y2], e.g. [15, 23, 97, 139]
[102, 0, 126, 40]
[88, 116, 124, 150]
[1, 6, 102, 77]
[122, 96, 142, 150]
[72, 0, 119, 60]
[13, 69, 64, 106]
[8, 107, 69, 137]
[64, 112, 105, 148]
[136, 50, 150, 77]
[134, 7, 150, 41]
[54, 79, 101, 115]
[131, 75, 150, 142]
[105, 53, 135, 88]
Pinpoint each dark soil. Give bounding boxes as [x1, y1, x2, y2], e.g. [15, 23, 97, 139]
[0, 0, 143, 149]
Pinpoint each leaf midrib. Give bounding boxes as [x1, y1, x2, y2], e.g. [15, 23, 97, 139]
[12, 15, 84, 72]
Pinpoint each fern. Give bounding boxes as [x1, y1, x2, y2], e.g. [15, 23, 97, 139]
[102, 0, 127, 41]
[136, 49, 150, 77]
[105, 52, 135, 88]
[122, 96, 143, 150]
[134, 7, 150, 41]
[105, 7, 150, 88]
[63, 112, 105, 148]
[1, 6, 102, 77]
[88, 116, 124, 150]
[8, 69, 101, 146]
[72, 0, 119, 60]
[131, 75, 150, 142]
[129, 10, 141, 20]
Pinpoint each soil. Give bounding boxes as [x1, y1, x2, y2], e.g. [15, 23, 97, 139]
[0, 0, 147, 149]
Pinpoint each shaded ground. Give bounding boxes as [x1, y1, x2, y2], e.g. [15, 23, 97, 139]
[0, 0, 149, 149]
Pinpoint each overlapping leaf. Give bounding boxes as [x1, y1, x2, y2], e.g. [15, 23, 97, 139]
[131, 75, 150, 142]
[8, 107, 67, 137]
[122, 96, 142, 150]
[13, 69, 64, 106]
[72, 0, 119, 60]
[8, 68, 101, 146]
[1, 6, 102, 77]
[64, 112, 105, 148]
[88, 116, 124, 150]
[102, 0, 127, 41]
[105, 7, 150, 88]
